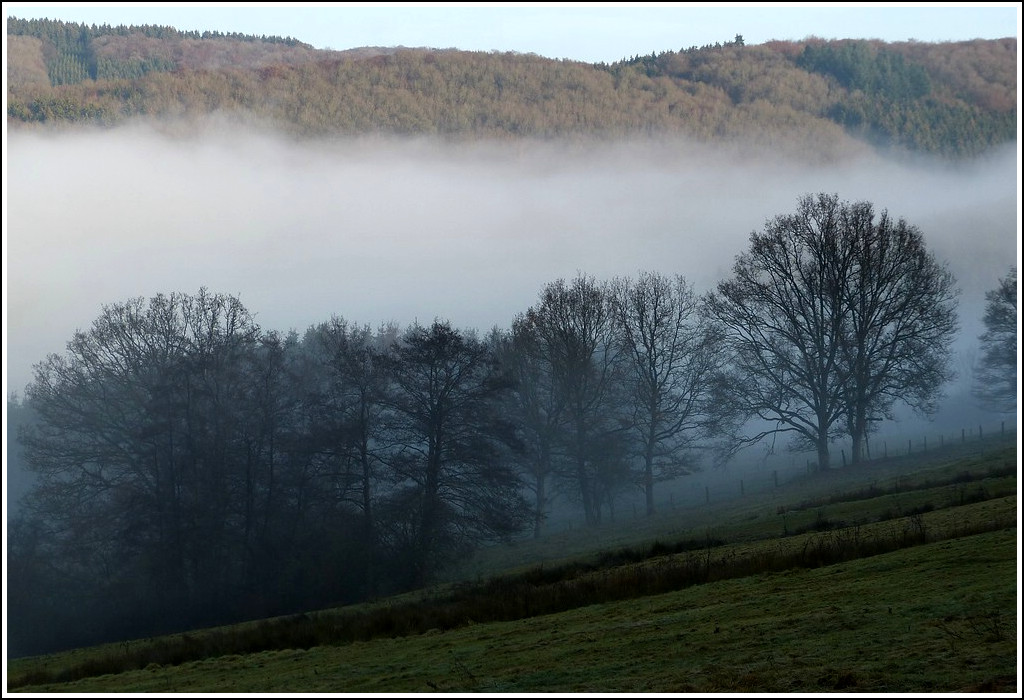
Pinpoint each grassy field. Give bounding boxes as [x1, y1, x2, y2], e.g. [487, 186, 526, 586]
[446, 435, 1018, 580]
[6, 436, 1019, 693]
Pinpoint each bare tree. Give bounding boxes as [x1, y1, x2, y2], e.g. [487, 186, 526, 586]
[611, 271, 724, 515]
[302, 318, 398, 598]
[21, 289, 262, 622]
[706, 194, 858, 470]
[707, 193, 959, 470]
[973, 267, 1017, 414]
[381, 320, 527, 587]
[492, 321, 564, 538]
[520, 274, 629, 526]
[837, 200, 959, 463]
[233, 328, 304, 608]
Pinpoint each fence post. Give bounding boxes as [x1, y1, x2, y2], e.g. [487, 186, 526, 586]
[979, 425, 983, 440]
[884, 441, 887, 459]
[842, 449, 847, 468]
[908, 439, 912, 455]
[923, 436, 927, 452]
[962, 428, 965, 443]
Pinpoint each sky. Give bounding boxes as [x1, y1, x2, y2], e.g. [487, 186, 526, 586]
[3, 2, 1021, 64]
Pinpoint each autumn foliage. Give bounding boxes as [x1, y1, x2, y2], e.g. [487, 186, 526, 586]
[6, 18, 1017, 159]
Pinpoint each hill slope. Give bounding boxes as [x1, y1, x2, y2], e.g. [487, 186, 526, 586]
[6, 17, 1017, 160]
[7, 439, 1017, 692]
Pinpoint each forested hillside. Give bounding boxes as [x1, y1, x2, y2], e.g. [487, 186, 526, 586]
[6, 17, 1017, 159]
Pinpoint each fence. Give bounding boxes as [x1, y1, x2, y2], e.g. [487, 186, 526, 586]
[541, 419, 1017, 532]
[652, 418, 1018, 515]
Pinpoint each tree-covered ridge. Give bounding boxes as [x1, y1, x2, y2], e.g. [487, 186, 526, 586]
[6, 15, 308, 42]
[6, 15, 317, 84]
[6, 17, 308, 51]
[634, 37, 1016, 159]
[6, 17, 1017, 159]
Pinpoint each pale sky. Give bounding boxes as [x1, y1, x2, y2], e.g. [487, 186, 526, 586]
[4, 3, 1021, 64]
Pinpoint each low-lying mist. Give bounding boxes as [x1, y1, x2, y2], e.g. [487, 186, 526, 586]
[6, 125, 1019, 431]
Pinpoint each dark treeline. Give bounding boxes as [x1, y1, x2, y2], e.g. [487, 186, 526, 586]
[6, 16, 1017, 160]
[7, 275, 719, 657]
[7, 193, 1014, 658]
[5, 16, 307, 57]
[5, 16, 305, 86]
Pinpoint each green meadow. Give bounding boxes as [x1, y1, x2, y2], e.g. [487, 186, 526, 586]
[7, 437, 1018, 694]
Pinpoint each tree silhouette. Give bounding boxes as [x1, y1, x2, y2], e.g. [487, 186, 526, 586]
[381, 320, 527, 587]
[836, 197, 958, 464]
[518, 274, 629, 526]
[706, 193, 958, 469]
[611, 271, 724, 515]
[973, 267, 1017, 414]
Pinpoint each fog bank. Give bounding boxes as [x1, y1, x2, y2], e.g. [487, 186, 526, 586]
[5, 127, 1019, 406]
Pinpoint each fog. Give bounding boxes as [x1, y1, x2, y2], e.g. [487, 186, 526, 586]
[6, 126, 1020, 428]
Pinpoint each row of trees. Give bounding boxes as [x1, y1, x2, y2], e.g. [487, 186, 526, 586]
[5, 16, 306, 54]
[9, 193, 1015, 656]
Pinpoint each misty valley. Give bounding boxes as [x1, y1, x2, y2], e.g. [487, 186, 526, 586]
[6, 189, 1017, 684]
[4, 18, 1018, 693]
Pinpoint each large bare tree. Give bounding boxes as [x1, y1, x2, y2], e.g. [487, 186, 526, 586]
[302, 317, 398, 597]
[492, 321, 565, 538]
[706, 194, 850, 470]
[837, 200, 959, 463]
[21, 289, 263, 620]
[706, 193, 958, 469]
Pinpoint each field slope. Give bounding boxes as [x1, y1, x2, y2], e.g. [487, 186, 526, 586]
[7, 440, 1019, 693]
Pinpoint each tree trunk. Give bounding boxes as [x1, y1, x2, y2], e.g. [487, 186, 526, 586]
[416, 438, 442, 588]
[816, 436, 831, 471]
[533, 471, 546, 539]
[850, 429, 865, 466]
[848, 393, 868, 466]
[575, 417, 599, 527]
[360, 431, 376, 598]
[579, 466, 598, 527]
[644, 441, 656, 517]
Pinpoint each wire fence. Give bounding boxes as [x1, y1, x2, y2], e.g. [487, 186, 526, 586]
[650, 418, 1018, 515]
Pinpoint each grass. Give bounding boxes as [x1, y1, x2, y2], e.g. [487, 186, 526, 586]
[446, 435, 1018, 578]
[9, 526, 1017, 693]
[6, 438, 1019, 693]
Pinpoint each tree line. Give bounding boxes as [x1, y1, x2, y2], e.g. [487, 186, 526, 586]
[7, 16, 1017, 160]
[7, 193, 1015, 657]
